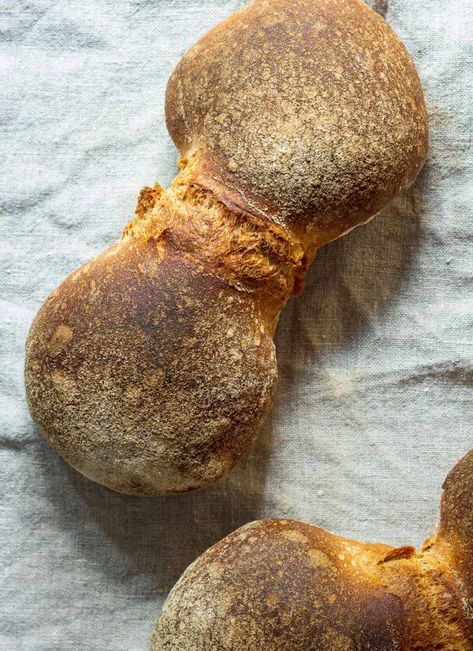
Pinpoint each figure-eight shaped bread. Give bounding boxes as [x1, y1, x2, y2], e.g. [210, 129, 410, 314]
[153, 450, 473, 649]
[25, 0, 428, 495]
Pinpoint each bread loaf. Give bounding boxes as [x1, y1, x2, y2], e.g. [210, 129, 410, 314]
[25, 0, 428, 495]
[152, 450, 473, 649]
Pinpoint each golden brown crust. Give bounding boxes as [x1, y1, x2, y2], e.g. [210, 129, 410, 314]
[25, 235, 277, 495]
[378, 549, 472, 650]
[25, 174, 306, 496]
[166, 0, 428, 243]
[436, 450, 473, 605]
[152, 453, 473, 650]
[123, 171, 307, 305]
[25, 0, 428, 494]
[153, 520, 404, 650]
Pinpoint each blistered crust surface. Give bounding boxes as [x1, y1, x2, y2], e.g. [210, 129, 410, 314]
[166, 0, 428, 240]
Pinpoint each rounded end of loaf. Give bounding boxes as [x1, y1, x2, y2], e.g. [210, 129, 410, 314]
[435, 450, 473, 593]
[439, 449, 473, 540]
[25, 231, 277, 496]
[166, 0, 428, 245]
[152, 519, 404, 650]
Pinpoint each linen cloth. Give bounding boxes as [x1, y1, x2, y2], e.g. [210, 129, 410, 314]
[1, 0, 472, 648]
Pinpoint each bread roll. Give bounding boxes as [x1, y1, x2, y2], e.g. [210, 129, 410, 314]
[152, 450, 473, 649]
[25, 0, 428, 495]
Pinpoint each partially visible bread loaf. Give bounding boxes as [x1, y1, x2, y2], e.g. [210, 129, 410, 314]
[25, 0, 428, 495]
[152, 451, 473, 650]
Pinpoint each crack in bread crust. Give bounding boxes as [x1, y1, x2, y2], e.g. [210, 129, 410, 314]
[376, 547, 472, 650]
[122, 165, 312, 304]
[25, 0, 429, 499]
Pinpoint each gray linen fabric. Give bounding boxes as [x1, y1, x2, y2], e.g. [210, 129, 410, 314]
[1, 0, 472, 648]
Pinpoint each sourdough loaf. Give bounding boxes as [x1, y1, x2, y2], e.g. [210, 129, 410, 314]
[25, 0, 428, 495]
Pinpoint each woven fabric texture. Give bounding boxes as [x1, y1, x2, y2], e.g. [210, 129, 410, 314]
[1, 1, 472, 648]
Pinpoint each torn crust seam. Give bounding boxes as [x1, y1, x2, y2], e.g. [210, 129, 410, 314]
[122, 171, 308, 299]
[375, 544, 472, 650]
